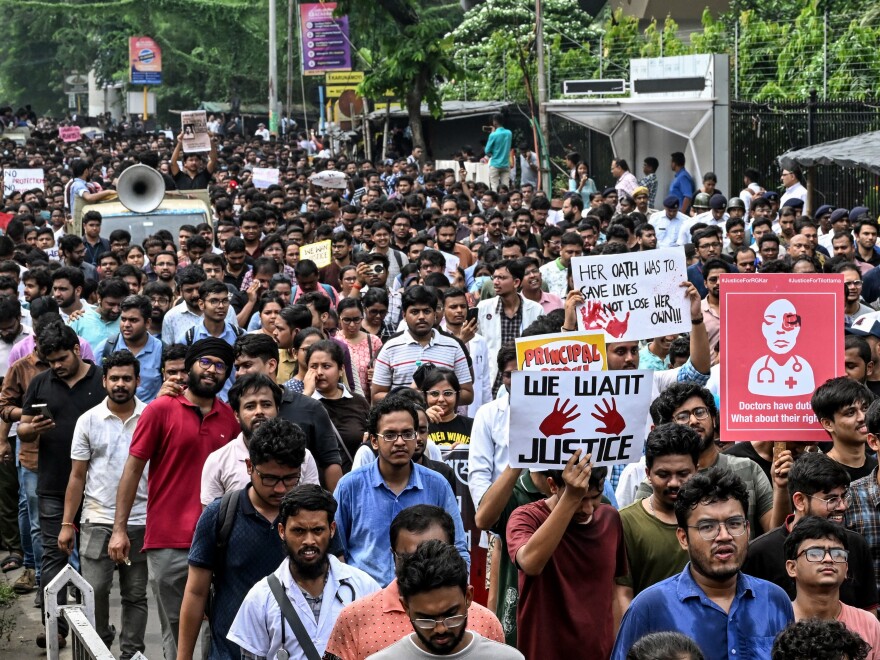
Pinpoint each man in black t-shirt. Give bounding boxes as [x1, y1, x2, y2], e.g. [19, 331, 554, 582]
[812, 377, 878, 483]
[744, 452, 878, 612]
[169, 131, 217, 190]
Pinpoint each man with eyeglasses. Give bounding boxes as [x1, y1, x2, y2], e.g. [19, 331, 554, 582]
[364, 540, 518, 659]
[838, 263, 874, 324]
[612, 468, 793, 660]
[179, 412, 321, 660]
[637, 383, 790, 536]
[780, 167, 808, 207]
[784, 516, 880, 650]
[187, 280, 245, 401]
[109, 337, 240, 660]
[333, 396, 469, 586]
[744, 452, 878, 611]
[325, 505, 504, 660]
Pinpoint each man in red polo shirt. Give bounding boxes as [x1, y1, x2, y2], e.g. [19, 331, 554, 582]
[324, 505, 502, 660]
[109, 338, 240, 660]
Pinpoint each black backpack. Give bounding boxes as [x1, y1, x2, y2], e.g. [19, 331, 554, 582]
[185, 324, 244, 346]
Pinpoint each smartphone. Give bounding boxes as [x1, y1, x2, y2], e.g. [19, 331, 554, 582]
[467, 308, 479, 324]
[25, 403, 53, 421]
[458, 159, 466, 169]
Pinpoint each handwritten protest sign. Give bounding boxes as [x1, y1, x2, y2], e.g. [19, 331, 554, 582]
[571, 248, 689, 342]
[3, 168, 44, 196]
[720, 273, 843, 442]
[441, 251, 460, 280]
[59, 126, 81, 142]
[300, 240, 332, 269]
[253, 167, 280, 189]
[181, 110, 211, 153]
[509, 370, 654, 469]
[515, 332, 607, 372]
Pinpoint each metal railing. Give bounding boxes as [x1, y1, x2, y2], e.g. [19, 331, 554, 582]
[44, 564, 147, 660]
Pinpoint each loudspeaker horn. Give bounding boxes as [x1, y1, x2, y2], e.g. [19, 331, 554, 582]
[117, 164, 165, 214]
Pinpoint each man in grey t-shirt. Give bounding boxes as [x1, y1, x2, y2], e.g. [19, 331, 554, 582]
[365, 541, 523, 660]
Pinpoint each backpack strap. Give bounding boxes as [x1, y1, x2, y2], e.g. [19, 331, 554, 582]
[212, 489, 242, 576]
[100, 333, 120, 365]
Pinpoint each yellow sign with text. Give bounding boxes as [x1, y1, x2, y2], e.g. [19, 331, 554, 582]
[300, 240, 332, 269]
[515, 332, 607, 372]
[326, 71, 364, 85]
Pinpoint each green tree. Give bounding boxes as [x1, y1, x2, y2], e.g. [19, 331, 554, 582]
[336, 0, 464, 153]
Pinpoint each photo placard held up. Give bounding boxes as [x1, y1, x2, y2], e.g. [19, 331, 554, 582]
[571, 248, 690, 342]
[509, 370, 654, 469]
[181, 110, 211, 153]
[515, 332, 607, 372]
[720, 273, 844, 442]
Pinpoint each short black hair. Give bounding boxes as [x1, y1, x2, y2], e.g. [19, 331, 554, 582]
[401, 285, 439, 313]
[102, 350, 140, 378]
[845, 335, 872, 367]
[37, 321, 79, 355]
[389, 505, 455, 551]
[497, 342, 517, 375]
[674, 467, 749, 530]
[228, 373, 283, 412]
[367, 395, 419, 436]
[396, 539, 468, 599]
[545, 465, 608, 494]
[626, 631, 704, 660]
[161, 344, 187, 371]
[644, 423, 701, 470]
[52, 266, 84, 290]
[0, 295, 21, 323]
[234, 332, 280, 362]
[783, 515, 847, 562]
[787, 451, 851, 499]
[279, 484, 337, 527]
[97, 277, 129, 300]
[120, 294, 152, 321]
[248, 416, 307, 470]
[653, 383, 717, 425]
[810, 376, 874, 422]
[771, 619, 869, 660]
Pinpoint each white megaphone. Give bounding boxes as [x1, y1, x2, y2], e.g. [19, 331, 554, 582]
[117, 164, 165, 214]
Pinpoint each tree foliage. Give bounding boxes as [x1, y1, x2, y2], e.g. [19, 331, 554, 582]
[0, 0, 280, 118]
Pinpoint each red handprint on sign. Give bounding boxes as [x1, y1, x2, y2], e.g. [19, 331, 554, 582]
[539, 399, 581, 437]
[580, 301, 630, 338]
[591, 398, 626, 435]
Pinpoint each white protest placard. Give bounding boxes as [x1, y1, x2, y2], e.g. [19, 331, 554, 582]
[181, 110, 211, 153]
[441, 250, 460, 280]
[59, 126, 81, 142]
[253, 167, 280, 189]
[300, 240, 332, 269]
[3, 168, 44, 196]
[509, 370, 654, 469]
[571, 247, 690, 342]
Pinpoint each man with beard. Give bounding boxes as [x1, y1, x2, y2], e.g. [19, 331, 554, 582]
[612, 468, 793, 660]
[95, 296, 164, 403]
[69, 277, 127, 349]
[58, 234, 98, 282]
[108, 338, 240, 660]
[57, 351, 148, 658]
[365, 540, 519, 659]
[325, 505, 504, 660]
[178, 416, 317, 660]
[636, 224, 657, 251]
[142, 281, 173, 339]
[51, 266, 89, 322]
[199, 373, 319, 506]
[617, 424, 701, 604]
[152, 251, 180, 296]
[784, 517, 880, 650]
[507, 451, 626, 659]
[434, 217, 475, 269]
[636, 383, 789, 536]
[227, 485, 380, 659]
[18, 321, 106, 648]
[744, 452, 877, 611]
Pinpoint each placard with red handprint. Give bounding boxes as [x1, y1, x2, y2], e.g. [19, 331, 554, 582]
[571, 248, 690, 342]
[508, 370, 654, 469]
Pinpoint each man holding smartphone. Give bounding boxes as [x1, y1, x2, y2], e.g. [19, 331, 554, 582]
[18, 321, 106, 649]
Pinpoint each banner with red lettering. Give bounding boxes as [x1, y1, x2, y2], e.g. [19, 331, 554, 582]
[515, 332, 607, 371]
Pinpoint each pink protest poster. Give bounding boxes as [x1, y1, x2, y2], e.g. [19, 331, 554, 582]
[720, 273, 844, 442]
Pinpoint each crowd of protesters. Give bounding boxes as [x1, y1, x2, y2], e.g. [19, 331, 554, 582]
[0, 107, 879, 660]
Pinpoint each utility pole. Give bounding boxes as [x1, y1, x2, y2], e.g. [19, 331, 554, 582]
[269, 0, 279, 135]
[535, 0, 550, 192]
[287, 0, 294, 137]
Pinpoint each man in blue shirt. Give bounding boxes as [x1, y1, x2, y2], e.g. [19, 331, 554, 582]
[669, 151, 696, 214]
[333, 396, 469, 586]
[484, 113, 512, 192]
[95, 295, 164, 403]
[69, 277, 127, 350]
[612, 467, 793, 660]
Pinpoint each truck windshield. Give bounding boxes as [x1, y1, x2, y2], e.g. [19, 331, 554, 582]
[103, 212, 209, 247]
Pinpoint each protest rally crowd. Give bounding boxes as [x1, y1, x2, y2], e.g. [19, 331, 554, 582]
[2, 105, 880, 660]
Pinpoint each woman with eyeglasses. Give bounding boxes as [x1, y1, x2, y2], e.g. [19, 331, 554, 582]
[336, 298, 382, 402]
[305, 339, 369, 470]
[360, 288, 394, 343]
[339, 265, 358, 298]
[417, 366, 474, 448]
[282, 327, 324, 393]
